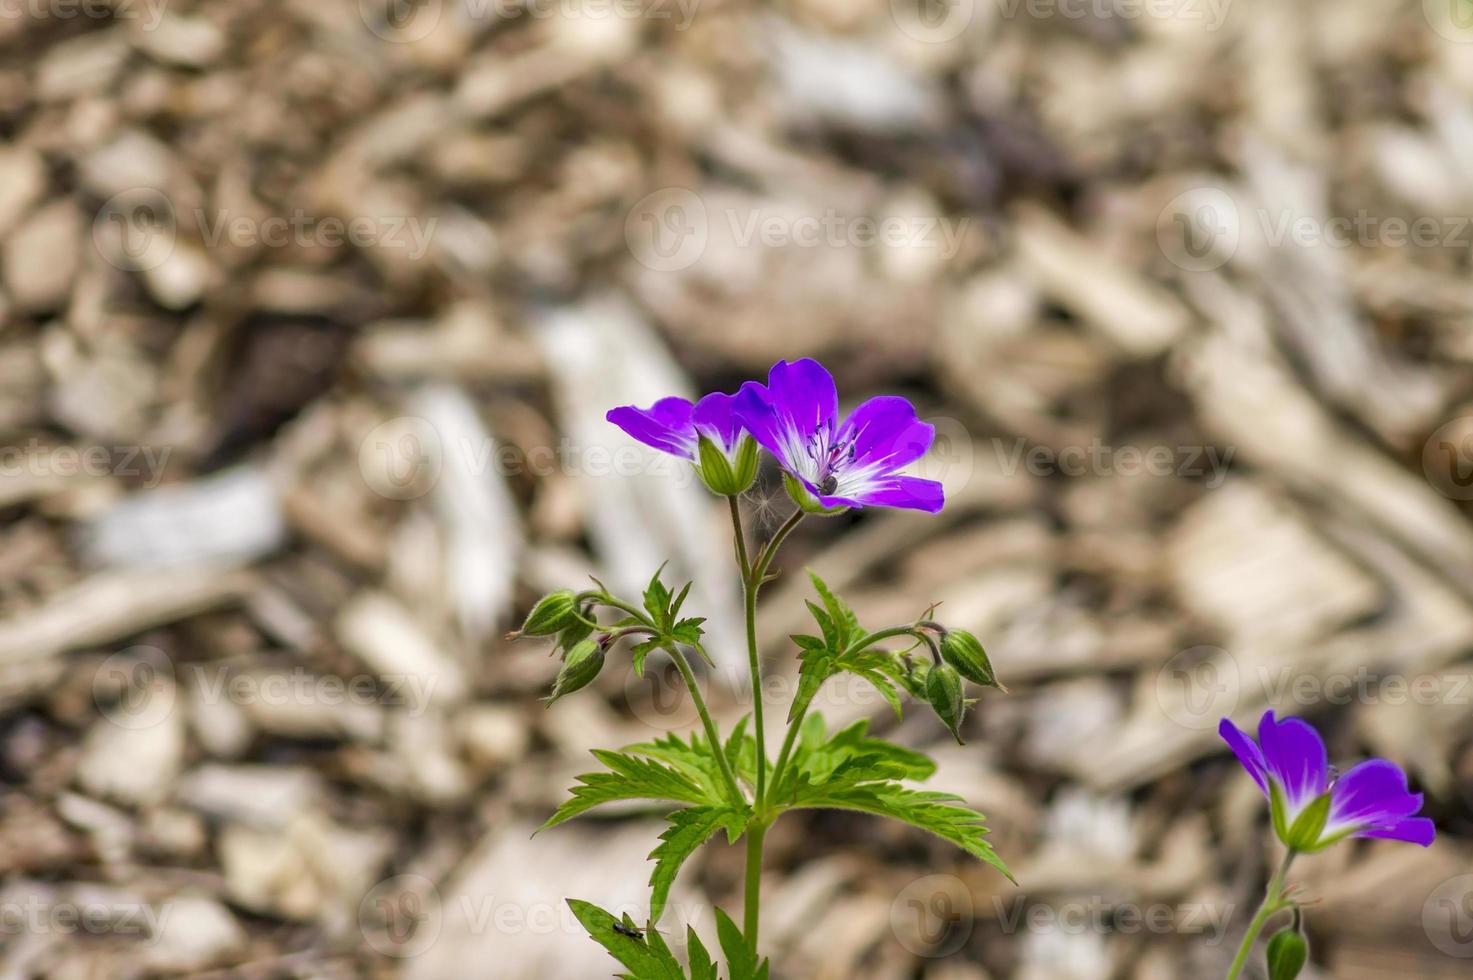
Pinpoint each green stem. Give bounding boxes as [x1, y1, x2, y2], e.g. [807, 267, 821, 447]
[667, 643, 744, 808]
[743, 821, 766, 953]
[1225, 849, 1297, 980]
[766, 692, 813, 809]
[764, 626, 920, 807]
[731, 501, 805, 955]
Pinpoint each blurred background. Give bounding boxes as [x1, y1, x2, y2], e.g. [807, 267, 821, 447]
[2, 0, 1473, 977]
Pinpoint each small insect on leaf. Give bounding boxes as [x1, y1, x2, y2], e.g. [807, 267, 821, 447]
[612, 921, 645, 941]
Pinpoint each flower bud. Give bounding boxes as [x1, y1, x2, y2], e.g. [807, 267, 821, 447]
[546, 636, 607, 706]
[940, 629, 1000, 689]
[696, 435, 759, 496]
[783, 472, 848, 517]
[511, 590, 579, 639]
[1266, 923, 1308, 980]
[926, 662, 966, 744]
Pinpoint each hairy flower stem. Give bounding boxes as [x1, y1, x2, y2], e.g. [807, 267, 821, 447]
[744, 821, 767, 953]
[730, 499, 806, 953]
[667, 643, 744, 808]
[1225, 849, 1298, 980]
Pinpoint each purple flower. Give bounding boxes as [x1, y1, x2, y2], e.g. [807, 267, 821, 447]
[733, 359, 944, 514]
[1220, 711, 1435, 850]
[606, 392, 757, 495]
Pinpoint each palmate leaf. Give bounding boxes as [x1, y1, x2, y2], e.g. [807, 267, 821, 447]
[649, 805, 749, 920]
[793, 572, 908, 721]
[791, 780, 1014, 883]
[569, 900, 767, 980]
[626, 718, 751, 805]
[568, 900, 685, 980]
[772, 714, 1013, 883]
[540, 750, 711, 832]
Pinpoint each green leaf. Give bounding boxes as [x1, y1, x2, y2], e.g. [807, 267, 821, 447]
[644, 564, 674, 630]
[567, 900, 685, 980]
[649, 805, 749, 921]
[791, 780, 1013, 883]
[631, 637, 662, 678]
[541, 750, 711, 832]
[687, 927, 718, 980]
[671, 618, 707, 644]
[716, 907, 770, 980]
[624, 726, 745, 807]
[809, 571, 862, 648]
[769, 714, 1011, 883]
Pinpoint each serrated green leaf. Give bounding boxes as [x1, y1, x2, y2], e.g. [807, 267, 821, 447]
[649, 805, 749, 921]
[716, 908, 764, 980]
[790, 781, 1013, 883]
[809, 571, 862, 647]
[624, 727, 744, 808]
[541, 750, 711, 832]
[671, 618, 707, 644]
[688, 927, 717, 980]
[631, 638, 662, 678]
[567, 900, 685, 980]
[644, 564, 673, 630]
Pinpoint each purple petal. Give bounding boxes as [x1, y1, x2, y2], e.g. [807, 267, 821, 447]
[838, 475, 945, 513]
[606, 397, 697, 459]
[1257, 711, 1329, 815]
[764, 358, 838, 441]
[1328, 759, 1425, 834]
[837, 396, 935, 472]
[1357, 816, 1436, 846]
[1219, 718, 1270, 797]
[734, 360, 838, 478]
[692, 392, 745, 453]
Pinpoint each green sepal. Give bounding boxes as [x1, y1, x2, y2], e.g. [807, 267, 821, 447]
[1266, 922, 1309, 980]
[511, 589, 578, 638]
[1283, 792, 1331, 851]
[695, 435, 758, 496]
[783, 472, 848, 516]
